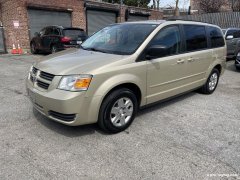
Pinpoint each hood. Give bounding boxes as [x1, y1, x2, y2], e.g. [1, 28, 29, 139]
[34, 49, 125, 75]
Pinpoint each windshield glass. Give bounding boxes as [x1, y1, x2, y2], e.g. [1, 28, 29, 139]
[81, 23, 158, 55]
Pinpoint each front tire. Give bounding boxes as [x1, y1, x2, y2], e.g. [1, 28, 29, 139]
[98, 88, 138, 133]
[200, 68, 220, 94]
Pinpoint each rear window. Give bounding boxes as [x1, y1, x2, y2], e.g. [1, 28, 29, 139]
[63, 29, 86, 38]
[183, 25, 208, 52]
[208, 26, 225, 48]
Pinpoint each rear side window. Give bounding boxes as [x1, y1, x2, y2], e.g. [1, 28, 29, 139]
[183, 25, 207, 52]
[208, 26, 225, 48]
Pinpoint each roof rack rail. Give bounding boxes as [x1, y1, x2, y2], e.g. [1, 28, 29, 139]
[167, 18, 215, 25]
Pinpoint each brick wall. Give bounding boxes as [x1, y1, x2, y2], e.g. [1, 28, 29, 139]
[0, 3, 2, 24]
[0, 0, 162, 52]
[149, 9, 163, 20]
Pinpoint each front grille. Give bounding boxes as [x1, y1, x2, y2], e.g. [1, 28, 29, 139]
[30, 75, 34, 83]
[30, 67, 55, 90]
[40, 71, 55, 81]
[49, 111, 76, 122]
[36, 80, 49, 90]
[32, 67, 38, 75]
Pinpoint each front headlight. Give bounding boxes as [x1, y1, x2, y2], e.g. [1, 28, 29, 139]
[58, 75, 92, 92]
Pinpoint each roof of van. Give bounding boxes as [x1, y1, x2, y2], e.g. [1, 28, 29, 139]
[121, 20, 219, 27]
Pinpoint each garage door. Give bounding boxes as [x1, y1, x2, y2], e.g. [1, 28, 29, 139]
[28, 9, 71, 38]
[87, 10, 116, 35]
[128, 15, 149, 22]
[0, 27, 6, 53]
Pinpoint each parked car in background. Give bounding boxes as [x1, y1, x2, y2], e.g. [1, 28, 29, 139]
[30, 26, 88, 54]
[27, 20, 226, 133]
[225, 28, 240, 59]
[236, 52, 240, 70]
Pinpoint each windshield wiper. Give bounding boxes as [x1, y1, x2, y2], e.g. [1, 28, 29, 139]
[83, 47, 108, 54]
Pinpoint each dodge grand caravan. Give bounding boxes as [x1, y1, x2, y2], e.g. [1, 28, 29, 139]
[26, 20, 226, 133]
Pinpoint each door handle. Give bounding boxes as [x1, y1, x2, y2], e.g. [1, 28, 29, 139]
[177, 59, 185, 64]
[187, 57, 195, 62]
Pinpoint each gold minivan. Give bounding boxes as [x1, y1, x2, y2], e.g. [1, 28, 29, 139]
[26, 20, 226, 133]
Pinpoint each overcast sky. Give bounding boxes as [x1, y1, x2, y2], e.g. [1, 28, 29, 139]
[149, 0, 190, 9]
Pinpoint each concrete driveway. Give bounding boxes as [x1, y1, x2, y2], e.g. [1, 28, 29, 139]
[0, 54, 240, 179]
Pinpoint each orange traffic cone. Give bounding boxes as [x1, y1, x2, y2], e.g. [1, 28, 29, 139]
[17, 43, 23, 54]
[11, 44, 18, 54]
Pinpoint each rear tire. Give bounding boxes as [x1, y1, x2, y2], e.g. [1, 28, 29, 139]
[98, 88, 138, 133]
[199, 68, 220, 94]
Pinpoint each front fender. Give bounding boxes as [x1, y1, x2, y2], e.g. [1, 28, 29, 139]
[85, 73, 146, 124]
[94, 73, 145, 104]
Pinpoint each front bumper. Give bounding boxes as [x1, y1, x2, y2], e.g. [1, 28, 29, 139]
[26, 79, 101, 126]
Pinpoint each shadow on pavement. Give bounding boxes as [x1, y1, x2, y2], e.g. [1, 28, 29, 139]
[226, 61, 239, 73]
[33, 109, 108, 137]
[138, 91, 197, 117]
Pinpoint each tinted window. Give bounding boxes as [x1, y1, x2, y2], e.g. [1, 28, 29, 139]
[149, 26, 181, 58]
[53, 28, 60, 35]
[184, 25, 207, 51]
[226, 29, 240, 38]
[234, 30, 240, 38]
[44, 27, 53, 35]
[208, 27, 225, 48]
[63, 29, 86, 38]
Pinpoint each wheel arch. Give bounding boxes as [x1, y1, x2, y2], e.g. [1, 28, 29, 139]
[102, 83, 142, 108]
[213, 64, 222, 74]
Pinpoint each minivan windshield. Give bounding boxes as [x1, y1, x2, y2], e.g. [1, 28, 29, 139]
[81, 23, 158, 55]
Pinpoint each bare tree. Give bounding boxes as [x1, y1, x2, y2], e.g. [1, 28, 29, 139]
[231, 0, 240, 11]
[199, 0, 226, 13]
[152, 0, 160, 10]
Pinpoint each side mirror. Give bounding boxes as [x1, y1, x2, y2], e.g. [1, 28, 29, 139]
[226, 35, 234, 40]
[146, 45, 168, 60]
[34, 32, 40, 37]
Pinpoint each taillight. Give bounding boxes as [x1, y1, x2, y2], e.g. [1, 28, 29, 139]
[61, 37, 71, 43]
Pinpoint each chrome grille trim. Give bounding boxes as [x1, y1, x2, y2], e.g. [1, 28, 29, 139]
[39, 71, 55, 81]
[30, 67, 55, 90]
[36, 80, 50, 90]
